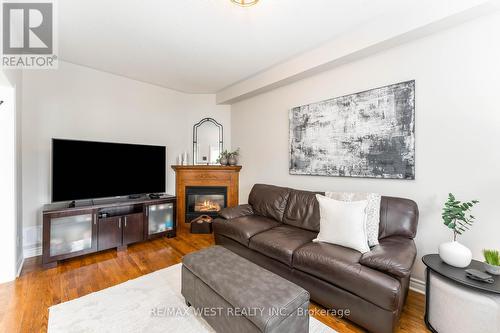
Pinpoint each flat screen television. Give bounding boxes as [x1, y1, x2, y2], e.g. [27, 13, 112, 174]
[52, 139, 166, 202]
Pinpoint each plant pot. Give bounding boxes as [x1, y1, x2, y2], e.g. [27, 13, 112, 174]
[438, 241, 472, 268]
[228, 156, 237, 166]
[219, 158, 228, 165]
[484, 262, 500, 275]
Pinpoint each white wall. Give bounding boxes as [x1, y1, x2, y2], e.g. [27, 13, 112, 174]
[11, 70, 23, 277]
[22, 61, 230, 254]
[1, 69, 23, 281]
[0, 70, 21, 283]
[230, 12, 500, 282]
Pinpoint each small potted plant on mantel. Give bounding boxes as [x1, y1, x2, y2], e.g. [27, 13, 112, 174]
[483, 249, 500, 275]
[216, 148, 240, 166]
[439, 193, 479, 268]
[227, 148, 240, 166]
[216, 150, 229, 166]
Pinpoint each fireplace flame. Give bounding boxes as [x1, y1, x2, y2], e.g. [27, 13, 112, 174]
[196, 200, 221, 212]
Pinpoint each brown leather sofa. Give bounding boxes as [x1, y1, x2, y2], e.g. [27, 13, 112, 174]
[213, 184, 418, 333]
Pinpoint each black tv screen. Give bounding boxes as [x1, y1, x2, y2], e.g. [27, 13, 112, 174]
[52, 139, 166, 202]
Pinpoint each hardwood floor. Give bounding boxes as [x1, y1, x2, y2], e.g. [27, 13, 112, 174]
[0, 231, 429, 333]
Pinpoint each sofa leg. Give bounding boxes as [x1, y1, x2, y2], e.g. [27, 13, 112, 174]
[185, 300, 191, 307]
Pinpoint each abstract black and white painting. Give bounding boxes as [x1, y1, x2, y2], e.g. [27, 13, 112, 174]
[289, 80, 415, 179]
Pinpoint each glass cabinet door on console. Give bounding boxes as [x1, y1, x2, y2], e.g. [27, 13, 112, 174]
[146, 202, 175, 238]
[43, 209, 98, 265]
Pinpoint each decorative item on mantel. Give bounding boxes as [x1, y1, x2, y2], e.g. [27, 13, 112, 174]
[217, 148, 240, 166]
[178, 152, 190, 165]
[193, 118, 223, 165]
[483, 249, 500, 275]
[218, 152, 228, 166]
[438, 193, 479, 268]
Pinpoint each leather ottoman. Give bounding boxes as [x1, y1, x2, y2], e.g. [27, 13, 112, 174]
[182, 246, 310, 333]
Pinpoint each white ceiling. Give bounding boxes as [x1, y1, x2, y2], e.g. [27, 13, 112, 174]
[59, 0, 419, 94]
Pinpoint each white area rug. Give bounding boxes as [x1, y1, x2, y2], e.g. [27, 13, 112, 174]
[48, 263, 336, 333]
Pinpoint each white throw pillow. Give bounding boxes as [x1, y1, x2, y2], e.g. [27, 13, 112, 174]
[326, 192, 381, 247]
[314, 195, 370, 254]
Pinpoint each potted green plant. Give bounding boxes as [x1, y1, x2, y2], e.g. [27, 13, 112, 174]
[483, 249, 500, 275]
[227, 148, 240, 166]
[216, 150, 230, 165]
[438, 193, 479, 268]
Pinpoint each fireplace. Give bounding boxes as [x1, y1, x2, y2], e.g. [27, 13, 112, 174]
[185, 186, 227, 222]
[172, 165, 242, 229]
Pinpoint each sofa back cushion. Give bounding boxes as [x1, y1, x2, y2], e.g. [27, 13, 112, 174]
[379, 196, 419, 239]
[283, 190, 323, 232]
[247, 184, 419, 239]
[248, 184, 291, 222]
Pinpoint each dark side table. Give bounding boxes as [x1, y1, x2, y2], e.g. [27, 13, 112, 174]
[422, 254, 500, 333]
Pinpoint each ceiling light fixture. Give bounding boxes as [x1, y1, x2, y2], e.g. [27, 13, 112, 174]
[231, 0, 259, 7]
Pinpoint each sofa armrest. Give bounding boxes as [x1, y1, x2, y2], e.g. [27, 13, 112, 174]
[218, 204, 254, 220]
[359, 236, 417, 278]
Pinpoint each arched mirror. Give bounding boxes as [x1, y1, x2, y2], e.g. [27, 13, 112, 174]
[193, 118, 223, 165]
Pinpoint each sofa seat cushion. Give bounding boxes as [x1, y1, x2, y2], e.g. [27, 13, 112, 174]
[359, 236, 417, 278]
[212, 215, 279, 247]
[249, 225, 318, 266]
[293, 242, 401, 311]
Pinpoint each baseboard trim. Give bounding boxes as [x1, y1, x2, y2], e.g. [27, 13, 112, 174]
[410, 277, 426, 294]
[24, 246, 42, 258]
[16, 256, 24, 277]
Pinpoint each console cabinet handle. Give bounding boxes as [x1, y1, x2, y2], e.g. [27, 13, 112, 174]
[124, 217, 127, 228]
[119, 218, 122, 229]
[94, 214, 97, 225]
